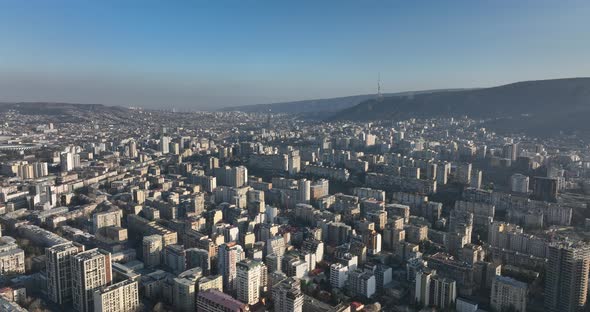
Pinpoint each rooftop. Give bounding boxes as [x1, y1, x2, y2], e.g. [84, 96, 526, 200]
[197, 289, 248, 311]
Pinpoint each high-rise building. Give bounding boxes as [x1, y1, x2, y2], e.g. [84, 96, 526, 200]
[265, 253, 282, 274]
[196, 289, 249, 312]
[236, 259, 266, 305]
[60, 152, 75, 172]
[430, 275, 457, 309]
[510, 173, 529, 193]
[272, 278, 303, 312]
[503, 143, 519, 161]
[159, 136, 170, 154]
[415, 269, 457, 309]
[491, 275, 527, 312]
[326, 222, 351, 246]
[46, 242, 85, 304]
[173, 268, 202, 312]
[545, 242, 590, 312]
[32, 162, 49, 178]
[330, 263, 348, 288]
[415, 269, 434, 306]
[142, 234, 163, 268]
[288, 151, 301, 174]
[72, 249, 112, 312]
[93, 279, 139, 312]
[455, 163, 472, 184]
[436, 162, 451, 185]
[164, 244, 187, 274]
[170, 142, 180, 155]
[186, 248, 211, 274]
[298, 179, 311, 203]
[209, 157, 220, 170]
[218, 242, 244, 293]
[470, 170, 482, 189]
[128, 141, 138, 159]
[348, 269, 376, 298]
[532, 176, 558, 202]
[266, 235, 286, 257]
[231, 166, 248, 187]
[214, 166, 248, 187]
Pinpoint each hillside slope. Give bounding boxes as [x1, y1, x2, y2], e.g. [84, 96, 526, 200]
[329, 78, 590, 135]
[220, 90, 460, 114]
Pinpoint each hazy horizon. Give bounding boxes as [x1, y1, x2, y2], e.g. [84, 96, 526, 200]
[1, 1, 590, 109]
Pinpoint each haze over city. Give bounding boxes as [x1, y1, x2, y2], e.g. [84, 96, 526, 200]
[1, 0, 590, 109]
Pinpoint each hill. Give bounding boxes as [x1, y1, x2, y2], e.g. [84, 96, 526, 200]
[219, 90, 459, 114]
[329, 78, 590, 135]
[0, 102, 131, 123]
[0, 102, 128, 115]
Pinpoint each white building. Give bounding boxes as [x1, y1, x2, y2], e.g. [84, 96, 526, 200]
[236, 259, 266, 305]
[60, 152, 75, 172]
[348, 269, 376, 298]
[330, 263, 348, 288]
[93, 279, 139, 312]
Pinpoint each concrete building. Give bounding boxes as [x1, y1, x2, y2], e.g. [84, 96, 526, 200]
[72, 249, 112, 312]
[456, 163, 472, 185]
[46, 242, 85, 304]
[164, 244, 186, 274]
[93, 279, 139, 312]
[415, 269, 457, 309]
[491, 275, 527, 312]
[196, 289, 249, 312]
[348, 269, 376, 298]
[545, 242, 590, 312]
[272, 277, 304, 312]
[532, 176, 558, 202]
[330, 263, 348, 288]
[198, 274, 224, 293]
[214, 166, 248, 187]
[173, 268, 202, 312]
[142, 234, 163, 268]
[236, 259, 266, 305]
[0, 238, 25, 275]
[510, 174, 529, 193]
[218, 242, 244, 293]
[92, 209, 122, 233]
[160, 136, 170, 154]
[60, 152, 75, 172]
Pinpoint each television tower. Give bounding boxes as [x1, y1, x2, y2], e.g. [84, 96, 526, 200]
[377, 73, 383, 101]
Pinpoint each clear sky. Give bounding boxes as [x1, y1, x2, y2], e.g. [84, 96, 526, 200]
[1, 0, 589, 110]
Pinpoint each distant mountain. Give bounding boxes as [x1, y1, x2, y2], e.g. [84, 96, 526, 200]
[0, 102, 132, 124]
[0, 102, 127, 115]
[329, 78, 590, 135]
[219, 90, 461, 114]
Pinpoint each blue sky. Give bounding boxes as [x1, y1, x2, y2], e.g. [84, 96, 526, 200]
[1, 0, 589, 109]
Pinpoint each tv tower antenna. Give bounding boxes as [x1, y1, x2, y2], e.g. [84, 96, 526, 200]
[377, 73, 383, 101]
